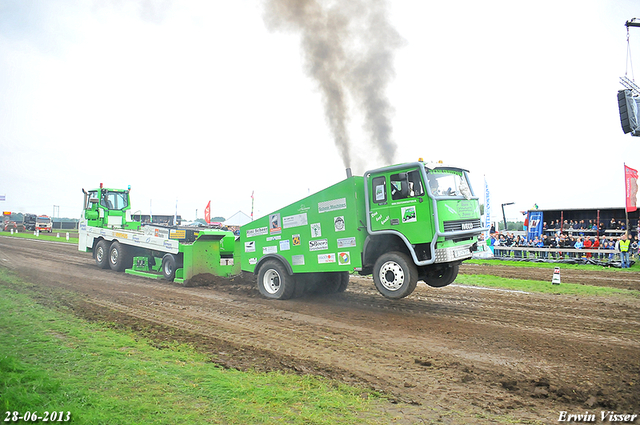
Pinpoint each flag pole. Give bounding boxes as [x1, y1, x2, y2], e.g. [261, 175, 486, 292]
[251, 191, 254, 221]
[625, 163, 630, 235]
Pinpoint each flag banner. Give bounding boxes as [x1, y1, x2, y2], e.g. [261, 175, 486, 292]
[483, 177, 491, 234]
[526, 211, 544, 242]
[205, 200, 211, 224]
[625, 165, 638, 212]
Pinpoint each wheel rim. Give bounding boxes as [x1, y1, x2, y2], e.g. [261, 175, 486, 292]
[379, 260, 405, 291]
[262, 269, 281, 294]
[164, 261, 173, 276]
[96, 246, 105, 262]
[110, 248, 118, 265]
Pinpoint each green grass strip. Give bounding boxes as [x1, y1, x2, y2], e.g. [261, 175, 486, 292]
[467, 258, 639, 272]
[455, 274, 640, 297]
[0, 272, 385, 424]
[0, 231, 78, 244]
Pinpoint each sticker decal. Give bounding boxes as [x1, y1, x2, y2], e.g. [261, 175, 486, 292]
[310, 222, 322, 238]
[279, 239, 290, 251]
[292, 234, 301, 246]
[338, 252, 350, 265]
[318, 253, 336, 264]
[246, 227, 268, 238]
[292, 255, 305, 266]
[283, 213, 308, 229]
[334, 216, 345, 232]
[401, 206, 417, 223]
[337, 237, 356, 248]
[244, 241, 255, 252]
[269, 213, 281, 234]
[309, 239, 328, 251]
[263, 246, 277, 254]
[318, 198, 347, 213]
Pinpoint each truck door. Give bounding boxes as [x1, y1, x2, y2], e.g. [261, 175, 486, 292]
[368, 168, 433, 245]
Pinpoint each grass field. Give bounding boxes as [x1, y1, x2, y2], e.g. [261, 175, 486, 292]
[454, 274, 640, 297]
[0, 270, 387, 425]
[0, 230, 78, 244]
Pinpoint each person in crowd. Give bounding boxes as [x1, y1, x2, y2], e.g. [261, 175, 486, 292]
[574, 237, 584, 257]
[630, 236, 639, 260]
[583, 236, 592, 258]
[617, 234, 631, 268]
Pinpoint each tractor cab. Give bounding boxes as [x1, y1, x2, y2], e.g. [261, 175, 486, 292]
[82, 184, 140, 230]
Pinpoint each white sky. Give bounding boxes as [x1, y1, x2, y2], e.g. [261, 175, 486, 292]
[1, 0, 639, 223]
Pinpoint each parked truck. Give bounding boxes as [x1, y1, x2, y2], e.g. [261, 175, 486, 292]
[79, 160, 484, 300]
[35, 215, 52, 232]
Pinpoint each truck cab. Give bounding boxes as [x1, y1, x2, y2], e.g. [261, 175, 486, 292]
[82, 185, 140, 231]
[363, 161, 483, 295]
[35, 215, 52, 233]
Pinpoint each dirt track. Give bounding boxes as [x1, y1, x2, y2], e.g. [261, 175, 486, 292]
[1, 236, 639, 424]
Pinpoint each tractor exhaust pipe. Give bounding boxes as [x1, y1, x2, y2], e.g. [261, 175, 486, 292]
[346, 168, 352, 179]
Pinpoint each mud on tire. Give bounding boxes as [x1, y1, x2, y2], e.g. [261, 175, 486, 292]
[373, 251, 418, 299]
[257, 260, 296, 300]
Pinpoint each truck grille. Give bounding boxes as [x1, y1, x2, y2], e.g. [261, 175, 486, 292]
[443, 219, 482, 232]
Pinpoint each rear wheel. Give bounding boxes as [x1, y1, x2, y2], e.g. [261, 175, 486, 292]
[109, 241, 131, 272]
[257, 260, 295, 300]
[95, 240, 111, 269]
[423, 264, 459, 288]
[373, 252, 418, 299]
[162, 254, 177, 281]
[315, 272, 349, 294]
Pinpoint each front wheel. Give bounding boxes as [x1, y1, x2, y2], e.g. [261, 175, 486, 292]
[373, 252, 418, 299]
[257, 260, 295, 300]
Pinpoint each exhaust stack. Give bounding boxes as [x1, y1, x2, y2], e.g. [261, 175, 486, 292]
[346, 168, 352, 179]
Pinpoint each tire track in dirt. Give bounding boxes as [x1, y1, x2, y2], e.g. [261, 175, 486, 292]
[2, 235, 639, 421]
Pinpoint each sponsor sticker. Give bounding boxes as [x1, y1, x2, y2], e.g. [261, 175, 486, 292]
[318, 198, 347, 213]
[263, 246, 277, 254]
[292, 234, 301, 246]
[338, 252, 351, 265]
[283, 213, 308, 229]
[337, 237, 357, 248]
[279, 239, 290, 251]
[401, 206, 417, 223]
[269, 213, 281, 234]
[309, 239, 328, 251]
[310, 222, 322, 238]
[246, 227, 268, 238]
[292, 254, 305, 266]
[318, 253, 336, 264]
[334, 216, 345, 232]
[244, 241, 255, 252]
[249, 257, 257, 265]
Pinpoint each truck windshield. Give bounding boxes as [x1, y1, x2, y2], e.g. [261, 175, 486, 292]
[100, 191, 129, 210]
[426, 169, 472, 199]
[36, 217, 50, 223]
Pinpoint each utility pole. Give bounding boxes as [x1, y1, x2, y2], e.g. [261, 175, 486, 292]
[501, 202, 514, 232]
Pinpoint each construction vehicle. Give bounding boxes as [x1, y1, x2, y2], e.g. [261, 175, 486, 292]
[79, 160, 484, 299]
[35, 215, 52, 233]
[23, 214, 36, 231]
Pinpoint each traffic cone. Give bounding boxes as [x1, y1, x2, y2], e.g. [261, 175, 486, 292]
[552, 267, 561, 285]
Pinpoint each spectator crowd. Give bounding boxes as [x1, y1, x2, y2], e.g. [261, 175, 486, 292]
[481, 219, 639, 266]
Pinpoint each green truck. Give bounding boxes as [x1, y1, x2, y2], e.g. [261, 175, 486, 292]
[79, 160, 484, 300]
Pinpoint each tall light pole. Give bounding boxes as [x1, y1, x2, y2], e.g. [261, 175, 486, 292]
[501, 202, 514, 232]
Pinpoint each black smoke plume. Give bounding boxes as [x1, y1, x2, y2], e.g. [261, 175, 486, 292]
[263, 0, 403, 171]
